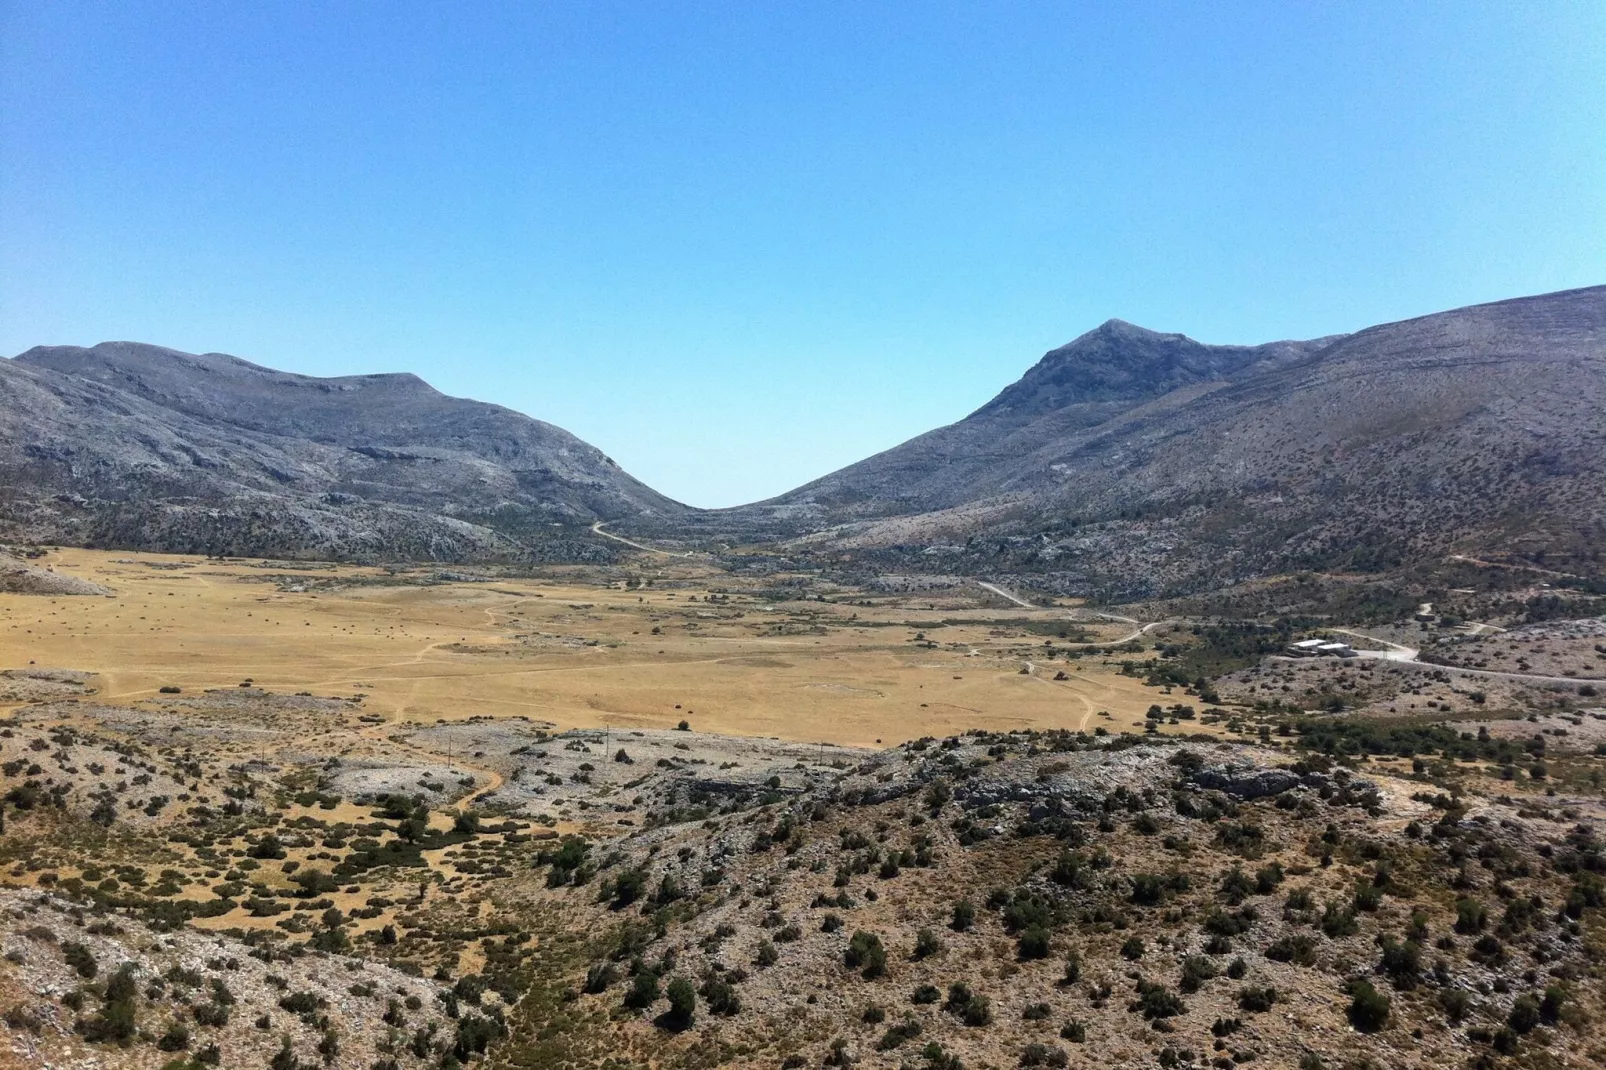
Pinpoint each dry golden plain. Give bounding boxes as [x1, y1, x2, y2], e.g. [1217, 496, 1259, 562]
[0, 548, 1173, 748]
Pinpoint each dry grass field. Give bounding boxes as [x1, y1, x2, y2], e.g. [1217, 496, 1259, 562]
[0, 549, 1172, 749]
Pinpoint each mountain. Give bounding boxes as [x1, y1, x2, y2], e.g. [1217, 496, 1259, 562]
[721, 286, 1606, 599]
[0, 342, 689, 561]
[736, 320, 1338, 522]
[8, 286, 1603, 590]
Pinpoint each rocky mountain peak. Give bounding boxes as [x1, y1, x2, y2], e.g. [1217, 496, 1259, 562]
[970, 319, 1304, 423]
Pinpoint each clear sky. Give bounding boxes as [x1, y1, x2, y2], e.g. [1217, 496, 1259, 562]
[3, 2, 1603, 507]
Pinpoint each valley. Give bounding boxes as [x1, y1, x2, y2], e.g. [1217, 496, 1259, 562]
[0, 545, 1603, 1070]
[0, 549, 1176, 747]
[3, 285, 1606, 1069]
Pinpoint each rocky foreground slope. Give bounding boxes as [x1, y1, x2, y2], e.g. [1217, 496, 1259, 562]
[1, 653, 1603, 1069]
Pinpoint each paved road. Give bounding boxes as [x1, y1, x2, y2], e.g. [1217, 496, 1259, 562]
[590, 521, 693, 559]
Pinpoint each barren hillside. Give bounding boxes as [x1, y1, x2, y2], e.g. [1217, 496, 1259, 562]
[0, 343, 691, 561]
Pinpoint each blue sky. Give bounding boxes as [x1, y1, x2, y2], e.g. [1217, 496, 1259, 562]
[3, 2, 1603, 507]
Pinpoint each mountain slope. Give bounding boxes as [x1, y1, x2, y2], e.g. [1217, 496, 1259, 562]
[744, 320, 1339, 522]
[0, 342, 689, 560]
[724, 286, 1606, 598]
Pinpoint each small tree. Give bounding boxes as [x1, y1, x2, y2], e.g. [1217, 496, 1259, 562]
[664, 976, 696, 1029]
[624, 969, 660, 1010]
[612, 869, 647, 907]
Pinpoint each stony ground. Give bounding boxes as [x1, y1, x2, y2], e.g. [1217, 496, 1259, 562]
[494, 730, 1606, 1070]
[0, 888, 451, 1070]
[1419, 618, 1606, 681]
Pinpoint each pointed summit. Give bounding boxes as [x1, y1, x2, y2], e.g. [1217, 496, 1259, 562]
[972, 319, 1309, 421]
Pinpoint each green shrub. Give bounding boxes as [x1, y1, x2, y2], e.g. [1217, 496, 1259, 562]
[1347, 979, 1389, 1033]
[1454, 898, 1487, 934]
[1017, 926, 1052, 960]
[62, 942, 97, 980]
[876, 1018, 923, 1050]
[1507, 994, 1540, 1035]
[156, 1022, 190, 1051]
[78, 966, 138, 1046]
[664, 976, 696, 1029]
[1265, 933, 1318, 966]
[1439, 988, 1472, 1023]
[963, 994, 992, 1027]
[1179, 955, 1216, 994]
[583, 962, 617, 994]
[845, 931, 887, 979]
[1238, 985, 1277, 1012]
[951, 900, 975, 931]
[1128, 979, 1184, 1020]
[1377, 936, 1421, 990]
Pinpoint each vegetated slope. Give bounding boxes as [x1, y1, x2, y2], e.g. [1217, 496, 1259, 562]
[502, 732, 1606, 1070]
[0, 342, 690, 561]
[728, 286, 1606, 599]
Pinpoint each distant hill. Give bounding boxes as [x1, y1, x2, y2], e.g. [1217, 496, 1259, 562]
[717, 286, 1606, 599]
[0, 342, 689, 561]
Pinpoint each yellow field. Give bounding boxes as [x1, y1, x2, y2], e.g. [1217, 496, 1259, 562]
[0, 548, 1173, 747]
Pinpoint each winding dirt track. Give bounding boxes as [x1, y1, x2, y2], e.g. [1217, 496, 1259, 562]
[590, 521, 693, 558]
[975, 581, 1161, 645]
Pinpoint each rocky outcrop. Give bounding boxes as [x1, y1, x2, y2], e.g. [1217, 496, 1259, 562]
[1189, 765, 1303, 799]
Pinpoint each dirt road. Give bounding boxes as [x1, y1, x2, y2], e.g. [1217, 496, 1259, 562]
[974, 580, 1160, 646]
[590, 521, 692, 558]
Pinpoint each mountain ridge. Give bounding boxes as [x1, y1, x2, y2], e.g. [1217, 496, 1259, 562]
[5, 284, 1603, 594]
[0, 341, 690, 562]
[705, 284, 1606, 598]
